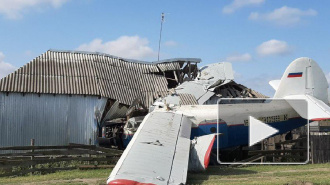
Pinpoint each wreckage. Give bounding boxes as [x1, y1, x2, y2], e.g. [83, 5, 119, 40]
[107, 57, 330, 185]
[0, 50, 203, 148]
[102, 62, 267, 148]
[0, 49, 264, 148]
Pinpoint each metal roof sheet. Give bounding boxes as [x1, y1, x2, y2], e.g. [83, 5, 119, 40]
[0, 50, 192, 106]
[178, 93, 198, 105]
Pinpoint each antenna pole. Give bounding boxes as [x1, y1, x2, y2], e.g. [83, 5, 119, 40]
[158, 13, 164, 62]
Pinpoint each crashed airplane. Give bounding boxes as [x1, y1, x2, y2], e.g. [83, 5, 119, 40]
[121, 62, 266, 147]
[107, 57, 330, 185]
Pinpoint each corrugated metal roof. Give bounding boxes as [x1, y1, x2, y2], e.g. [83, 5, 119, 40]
[250, 89, 268, 98]
[0, 50, 193, 106]
[157, 62, 181, 72]
[178, 93, 198, 105]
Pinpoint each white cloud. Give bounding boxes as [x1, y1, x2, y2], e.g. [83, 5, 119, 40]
[249, 6, 317, 26]
[77, 36, 157, 60]
[0, 52, 16, 79]
[256, 39, 292, 56]
[0, 0, 69, 19]
[222, 0, 265, 14]
[225, 53, 252, 62]
[24, 50, 32, 56]
[164, 40, 177, 47]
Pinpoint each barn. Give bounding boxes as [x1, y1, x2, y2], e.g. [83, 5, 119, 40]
[0, 49, 200, 147]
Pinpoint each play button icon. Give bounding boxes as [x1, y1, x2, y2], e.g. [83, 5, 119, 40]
[249, 116, 279, 147]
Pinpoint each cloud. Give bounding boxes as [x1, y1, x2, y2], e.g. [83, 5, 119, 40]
[249, 6, 317, 26]
[77, 36, 157, 60]
[225, 53, 252, 62]
[222, 0, 265, 14]
[0, 52, 17, 79]
[24, 50, 32, 56]
[164, 40, 177, 47]
[0, 0, 69, 19]
[256, 39, 292, 56]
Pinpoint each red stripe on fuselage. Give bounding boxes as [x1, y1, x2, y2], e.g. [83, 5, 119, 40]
[198, 122, 226, 125]
[311, 118, 330, 121]
[108, 179, 155, 185]
[192, 117, 302, 128]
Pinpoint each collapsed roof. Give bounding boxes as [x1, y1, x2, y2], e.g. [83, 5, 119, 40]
[0, 50, 266, 112]
[0, 50, 200, 106]
[157, 62, 267, 106]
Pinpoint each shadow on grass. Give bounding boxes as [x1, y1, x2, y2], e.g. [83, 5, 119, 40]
[187, 167, 257, 183]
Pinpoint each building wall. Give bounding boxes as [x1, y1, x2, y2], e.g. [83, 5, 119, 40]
[0, 93, 107, 148]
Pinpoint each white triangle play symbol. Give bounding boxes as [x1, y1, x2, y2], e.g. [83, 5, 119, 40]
[249, 116, 279, 147]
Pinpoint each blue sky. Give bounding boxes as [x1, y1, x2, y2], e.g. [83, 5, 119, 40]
[0, 0, 329, 96]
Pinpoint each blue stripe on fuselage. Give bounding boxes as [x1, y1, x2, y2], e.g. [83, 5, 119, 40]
[122, 117, 307, 149]
[191, 117, 307, 149]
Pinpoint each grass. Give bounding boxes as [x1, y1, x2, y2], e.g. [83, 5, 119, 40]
[0, 163, 329, 185]
[187, 163, 330, 185]
[0, 169, 111, 185]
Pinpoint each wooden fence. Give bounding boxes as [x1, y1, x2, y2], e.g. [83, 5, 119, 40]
[0, 143, 122, 177]
[311, 134, 330, 164]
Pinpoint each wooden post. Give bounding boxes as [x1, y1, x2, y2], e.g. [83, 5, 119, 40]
[261, 140, 264, 163]
[311, 140, 314, 164]
[88, 138, 92, 165]
[188, 62, 191, 80]
[173, 71, 178, 83]
[31, 139, 35, 169]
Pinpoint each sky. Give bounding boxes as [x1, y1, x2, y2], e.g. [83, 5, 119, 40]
[0, 0, 329, 96]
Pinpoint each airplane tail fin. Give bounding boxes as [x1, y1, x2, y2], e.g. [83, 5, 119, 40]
[274, 57, 329, 104]
[273, 57, 330, 120]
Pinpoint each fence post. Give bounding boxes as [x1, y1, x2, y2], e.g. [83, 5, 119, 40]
[88, 138, 91, 165]
[310, 140, 313, 164]
[31, 138, 35, 169]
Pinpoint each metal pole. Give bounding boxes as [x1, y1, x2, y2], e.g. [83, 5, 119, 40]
[158, 13, 165, 62]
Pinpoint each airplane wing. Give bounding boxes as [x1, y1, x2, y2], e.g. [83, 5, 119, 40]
[188, 134, 216, 172]
[107, 111, 193, 185]
[284, 94, 330, 121]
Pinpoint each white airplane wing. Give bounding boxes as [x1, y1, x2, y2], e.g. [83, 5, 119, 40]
[284, 94, 330, 121]
[107, 111, 193, 185]
[189, 134, 216, 172]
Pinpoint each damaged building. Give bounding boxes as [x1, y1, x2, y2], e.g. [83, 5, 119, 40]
[0, 49, 266, 148]
[150, 62, 267, 107]
[0, 50, 200, 147]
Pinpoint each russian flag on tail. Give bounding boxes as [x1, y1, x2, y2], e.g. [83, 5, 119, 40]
[288, 72, 303, 78]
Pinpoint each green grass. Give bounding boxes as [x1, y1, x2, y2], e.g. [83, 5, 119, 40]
[187, 163, 330, 185]
[0, 169, 111, 185]
[0, 164, 329, 185]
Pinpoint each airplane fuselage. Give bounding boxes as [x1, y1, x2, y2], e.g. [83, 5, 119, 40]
[123, 99, 307, 149]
